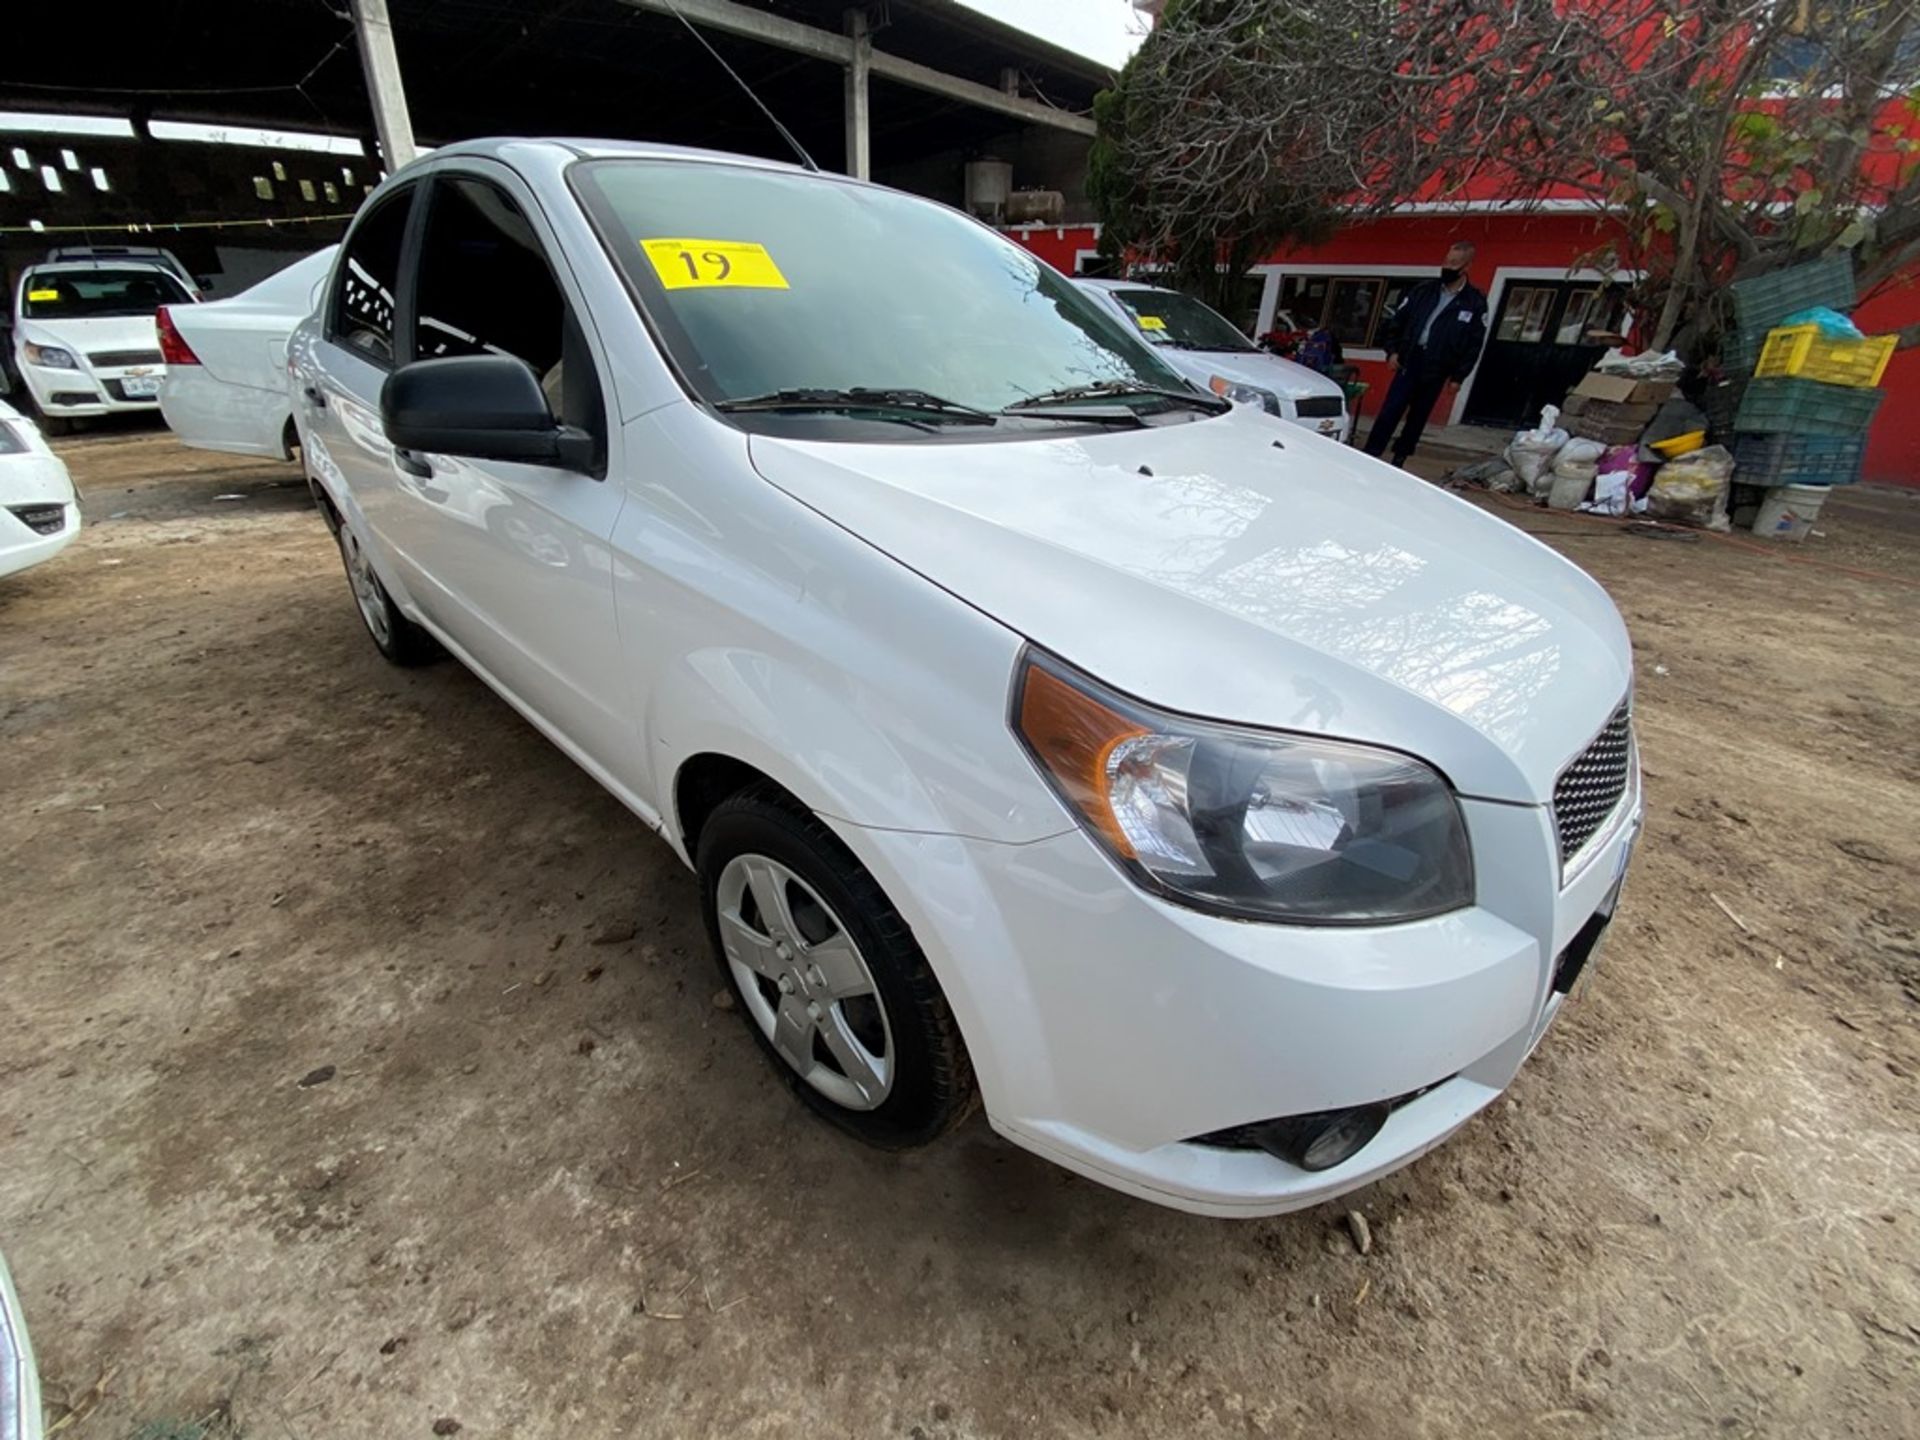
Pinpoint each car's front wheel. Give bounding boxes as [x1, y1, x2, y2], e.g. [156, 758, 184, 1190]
[698, 787, 975, 1148]
[334, 518, 438, 666]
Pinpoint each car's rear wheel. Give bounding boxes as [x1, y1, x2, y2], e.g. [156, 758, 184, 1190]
[334, 519, 438, 666]
[698, 786, 975, 1148]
